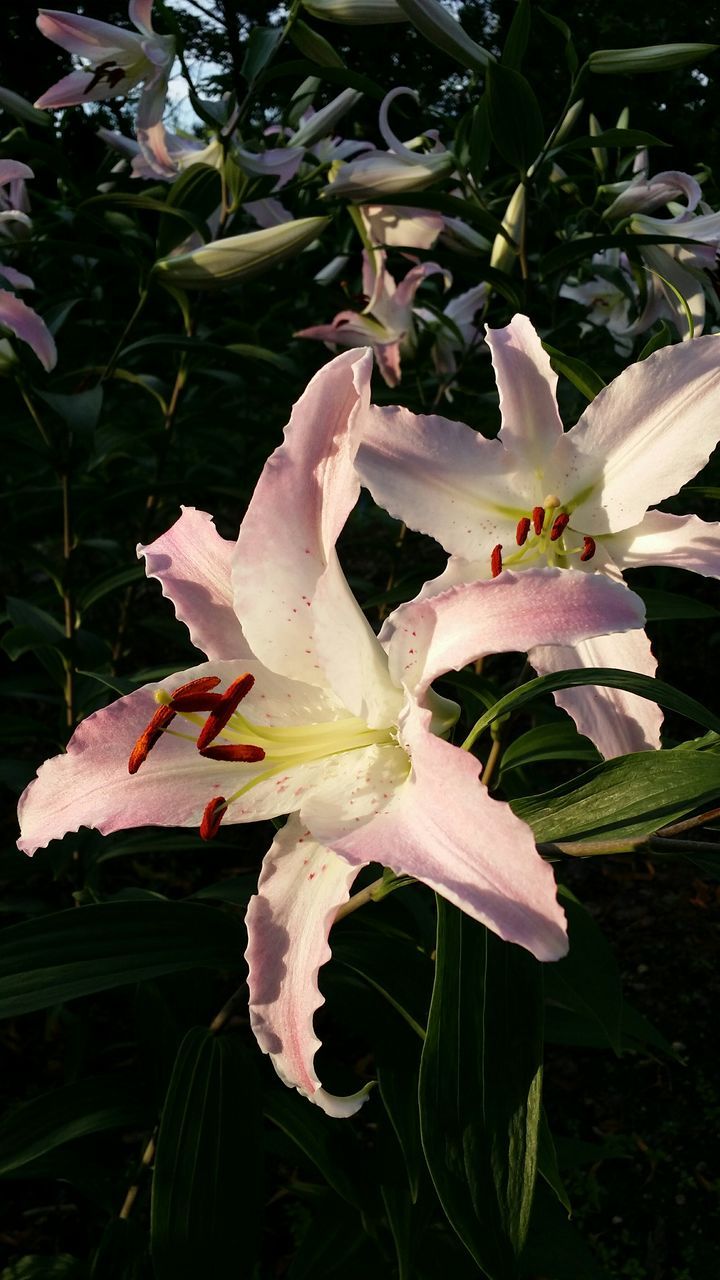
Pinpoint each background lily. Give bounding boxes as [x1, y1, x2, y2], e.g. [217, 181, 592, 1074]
[296, 247, 449, 386]
[414, 281, 488, 383]
[355, 315, 720, 759]
[17, 349, 643, 1115]
[35, 1, 174, 131]
[0, 159, 33, 239]
[323, 86, 453, 199]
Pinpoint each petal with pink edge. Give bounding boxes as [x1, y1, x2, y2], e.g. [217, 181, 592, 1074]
[139, 506, 251, 661]
[487, 315, 564, 463]
[310, 702, 568, 962]
[129, 0, 155, 37]
[232, 349, 374, 687]
[355, 404, 539, 561]
[36, 10, 142, 57]
[35, 70, 138, 110]
[565, 334, 720, 534]
[0, 291, 56, 370]
[245, 814, 369, 1117]
[528, 628, 662, 759]
[605, 510, 720, 578]
[380, 569, 647, 700]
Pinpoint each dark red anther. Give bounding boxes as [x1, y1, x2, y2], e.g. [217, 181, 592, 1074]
[171, 691, 223, 712]
[200, 743, 266, 763]
[531, 506, 545, 536]
[172, 676, 221, 697]
[196, 673, 255, 751]
[580, 536, 597, 563]
[490, 544, 503, 578]
[128, 704, 175, 775]
[200, 796, 226, 841]
[549, 513, 570, 542]
[516, 516, 531, 546]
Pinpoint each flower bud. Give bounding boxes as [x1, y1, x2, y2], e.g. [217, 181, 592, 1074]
[153, 217, 330, 289]
[395, 0, 493, 69]
[490, 183, 525, 273]
[290, 88, 362, 149]
[302, 0, 407, 22]
[589, 43, 716, 74]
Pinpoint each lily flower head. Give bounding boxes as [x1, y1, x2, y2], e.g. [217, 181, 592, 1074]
[296, 247, 450, 386]
[17, 349, 643, 1115]
[323, 87, 453, 200]
[35, 1, 175, 130]
[560, 249, 662, 356]
[355, 315, 720, 759]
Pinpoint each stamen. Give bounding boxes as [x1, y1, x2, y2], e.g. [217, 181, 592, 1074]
[196, 673, 255, 750]
[531, 506, 545, 536]
[200, 744, 266, 762]
[580, 536, 597, 563]
[171, 691, 223, 712]
[550, 513, 570, 542]
[128, 705, 175, 774]
[173, 676, 222, 697]
[200, 796, 226, 841]
[516, 516, 531, 546]
[491, 544, 503, 578]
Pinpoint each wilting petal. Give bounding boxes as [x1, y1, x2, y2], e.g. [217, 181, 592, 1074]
[528, 628, 662, 759]
[605, 169, 702, 220]
[487, 315, 564, 463]
[139, 507, 251, 660]
[355, 402, 522, 561]
[36, 69, 137, 110]
[233, 350, 391, 708]
[605, 509, 720, 578]
[565, 333, 720, 534]
[314, 701, 568, 961]
[0, 290, 56, 370]
[246, 816, 367, 1116]
[36, 9, 143, 58]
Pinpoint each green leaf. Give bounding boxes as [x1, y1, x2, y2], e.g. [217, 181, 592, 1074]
[468, 94, 492, 182]
[1, 1259, 86, 1279]
[0, 1075, 153, 1177]
[36, 387, 104, 434]
[556, 128, 668, 153]
[464, 667, 720, 751]
[157, 162, 222, 257]
[638, 587, 718, 621]
[78, 565, 145, 612]
[538, 1110, 571, 1214]
[540, 232, 706, 278]
[264, 1085, 375, 1211]
[90, 1219, 147, 1280]
[637, 320, 675, 360]
[537, 9, 578, 74]
[500, 723, 601, 776]
[487, 63, 544, 172]
[290, 19, 346, 67]
[502, 0, 531, 70]
[419, 900, 543, 1277]
[151, 1028, 263, 1279]
[0, 901, 246, 1018]
[543, 888, 623, 1053]
[542, 342, 606, 399]
[513, 749, 720, 844]
[242, 26, 284, 83]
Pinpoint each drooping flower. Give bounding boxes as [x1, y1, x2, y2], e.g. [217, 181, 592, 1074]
[355, 315, 720, 759]
[324, 87, 453, 200]
[296, 247, 449, 386]
[35, 1, 174, 130]
[17, 349, 643, 1114]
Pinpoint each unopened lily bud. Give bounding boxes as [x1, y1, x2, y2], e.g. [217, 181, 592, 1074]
[553, 97, 584, 146]
[395, 0, 493, 69]
[290, 88, 362, 149]
[324, 149, 452, 199]
[302, 0, 407, 22]
[153, 217, 330, 289]
[589, 113, 607, 174]
[589, 43, 717, 74]
[490, 182, 525, 273]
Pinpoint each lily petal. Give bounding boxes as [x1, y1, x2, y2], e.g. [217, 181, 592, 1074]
[246, 815, 368, 1115]
[487, 315, 564, 462]
[139, 506, 251, 660]
[0, 290, 57, 370]
[233, 348, 396, 726]
[36, 10, 143, 58]
[605, 509, 720, 577]
[314, 700, 568, 961]
[35, 69, 138, 110]
[355, 402, 522, 561]
[528, 627, 662, 758]
[0, 160, 34, 187]
[566, 333, 720, 534]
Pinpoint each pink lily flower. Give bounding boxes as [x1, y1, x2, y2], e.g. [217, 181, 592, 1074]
[324, 87, 452, 200]
[17, 349, 643, 1115]
[355, 315, 720, 759]
[296, 248, 450, 386]
[35, 2, 174, 131]
[0, 160, 33, 239]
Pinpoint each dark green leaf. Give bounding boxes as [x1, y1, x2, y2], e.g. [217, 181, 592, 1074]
[290, 19, 346, 67]
[538, 1110, 571, 1214]
[556, 128, 668, 152]
[542, 342, 606, 399]
[487, 63, 544, 171]
[242, 26, 284, 83]
[513, 749, 720, 843]
[500, 723, 601, 775]
[502, 0, 531, 70]
[544, 888, 623, 1053]
[90, 1219, 147, 1280]
[541, 232, 706, 277]
[537, 9, 578, 74]
[0, 901, 246, 1018]
[151, 1028, 263, 1279]
[264, 1086, 374, 1211]
[0, 1075, 153, 1176]
[1, 1259, 86, 1279]
[419, 900, 543, 1277]
[638, 587, 719, 621]
[637, 321, 675, 359]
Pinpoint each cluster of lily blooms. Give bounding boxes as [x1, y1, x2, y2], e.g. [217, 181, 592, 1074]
[8, 3, 720, 1116]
